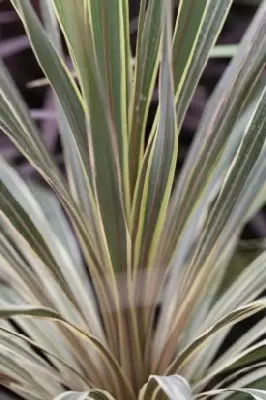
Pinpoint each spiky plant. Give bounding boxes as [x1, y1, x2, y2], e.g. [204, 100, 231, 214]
[1, 0, 266, 399]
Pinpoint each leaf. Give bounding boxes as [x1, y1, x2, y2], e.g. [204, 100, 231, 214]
[211, 362, 266, 392]
[0, 4, 107, 291]
[7, 0, 114, 277]
[128, 0, 164, 194]
[5, 384, 44, 400]
[167, 299, 266, 374]
[205, 250, 266, 328]
[40, 0, 93, 217]
[0, 326, 89, 387]
[173, 0, 208, 100]
[150, 374, 192, 400]
[198, 388, 266, 400]
[38, 4, 119, 347]
[52, 0, 130, 274]
[164, 0, 266, 267]
[0, 305, 60, 320]
[145, 2, 237, 354]
[161, 26, 265, 292]
[210, 44, 238, 58]
[128, 9, 179, 377]
[195, 342, 266, 392]
[88, 389, 116, 400]
[154, 69, 266, 372]
[177, 237, 238, 352]
[54, 392, 90, 400]
[221, 375, 266, 400]
[0, 169, 101, 329]
[86, 0, 131, 208]
[150, 0, 233, 153]
[0, 173, 131, 391]
[0, 352, 55, 398]
[51, 1, 136, 379]
[182, 248, 266, 383]
[175, 0, 232, 123]
[216, 238, 266, 297]
[10, 0, 90, 185]
[131, 0, 178, 274]
[0, 304, 135, 400]
[0, 57, 60, 183]
[0, 287, 89, 389]
[1, 0, 121, 345]
[0, 181, 69, 294]
[184, 80, 266, 289]
[27, 184, 84, 274]
[55, 391, 116, 400]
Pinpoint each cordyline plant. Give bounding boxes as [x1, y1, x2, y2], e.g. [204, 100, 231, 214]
[1, 0, 266, 399]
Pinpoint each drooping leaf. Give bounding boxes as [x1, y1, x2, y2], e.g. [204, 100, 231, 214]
[167, 299, 266, 374]
[151, 374, 192, 400]
[0, 304, 135, 400]
[198, 387, 266, 400]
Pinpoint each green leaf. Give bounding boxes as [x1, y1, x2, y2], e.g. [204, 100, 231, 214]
[88, 389, 116, 400]
[86, 0, 131, 198]
[167, 299, 266, 374]
[129, 7, 179, 373]
[52, 0, 130, 274]
[177, 237, 238, 353]
[38, 6, 118, 347]
[0, 305, 60, 320]
[173, 0, 209, 100]
[0, 2, 108, 293]
[40, 0, 93, 217]
[0, 0, 122, 345]
[0, 57, 60, 184]
[10, 0, 90, 185]
[132, 1, 178, 274]
[154, 70, 266, 373]
[183, 247, 266, 383]
[2, 0, 266, 398]
[217, 238, 266, 297]
[147, 2, 235, 315]
[128, 0, 164, 194]
[185, 80, 266, 289]
[210, 44, 238, 58]
[202, 249, 266, 332]
[198, 388, 266, 400]
[164, 0, 266, 266]
[178, 0, 233, 124]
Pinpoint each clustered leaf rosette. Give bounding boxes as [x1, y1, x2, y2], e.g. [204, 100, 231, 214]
[0, 0, 266, 399]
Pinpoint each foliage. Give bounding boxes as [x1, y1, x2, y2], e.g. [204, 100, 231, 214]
[0, 0, 266, 399]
